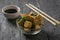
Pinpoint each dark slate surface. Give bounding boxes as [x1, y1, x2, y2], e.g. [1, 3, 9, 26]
[0, 0, 60, 40]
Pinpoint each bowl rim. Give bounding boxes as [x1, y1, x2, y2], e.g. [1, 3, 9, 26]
[2, 5, 20, 15]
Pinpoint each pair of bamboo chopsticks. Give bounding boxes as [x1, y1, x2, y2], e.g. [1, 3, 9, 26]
[25, 3, 60, 26]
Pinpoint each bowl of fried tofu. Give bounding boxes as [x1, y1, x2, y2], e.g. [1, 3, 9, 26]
[16, 11, 44, 35]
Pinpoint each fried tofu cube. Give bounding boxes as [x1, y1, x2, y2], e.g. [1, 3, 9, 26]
[36, 14, 44, 24]
[35, 25, 41, 30]
[24, 28, 30, 32]
[34, 19, 39, 25]
[26, 16, 35, 22]
[24, 21, 32, 28]
[36, 14, 43, 21]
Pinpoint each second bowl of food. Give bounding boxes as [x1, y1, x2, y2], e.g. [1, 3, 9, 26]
[16, 11, 44, 35]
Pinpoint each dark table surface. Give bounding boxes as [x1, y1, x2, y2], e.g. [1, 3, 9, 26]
[0, 0, 60, 40]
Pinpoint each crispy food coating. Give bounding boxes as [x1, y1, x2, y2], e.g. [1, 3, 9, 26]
[20, 14, 28, 18]
[26, 15, 35, 22]
[24, 21, 32, 28]
[35, 25, 41, 30]
[36, 14, 44, 22]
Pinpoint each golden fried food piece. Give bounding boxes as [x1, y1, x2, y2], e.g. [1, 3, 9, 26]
[34, 19, 39, 25]
[36, 14, 43, 21]
[35, 25, 41, 30]
[21, 13, 35, 22]
[24, 28, 30, 32]
[20, 14, 28, 18]
[24, 21, 32, 28]
[26, 15, 35, 22]
[36, 14, 44, 25]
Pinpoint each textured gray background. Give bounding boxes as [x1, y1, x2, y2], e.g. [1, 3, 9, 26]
[0, 0, 60, 40]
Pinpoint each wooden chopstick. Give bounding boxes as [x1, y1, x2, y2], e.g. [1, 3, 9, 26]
[29, 3, 60, 24]
[25, 4, 57, 25]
